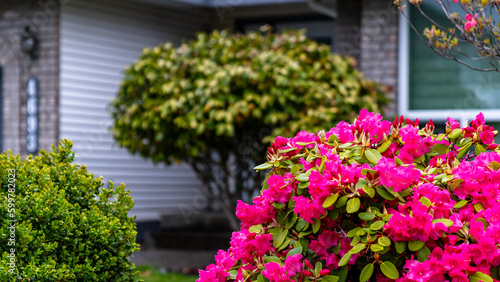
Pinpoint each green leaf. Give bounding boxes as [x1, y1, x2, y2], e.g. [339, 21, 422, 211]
[296, 219, 309, 231]
[328, 134, 340, 144]
[338, 252, 351, 267]
[380, 261, 399, 279]
[264, 256, 281, 263]
[312, 218, 321, 234]
[457, 142, 472, 159]
[408, 240, 425, 252]
[453, 200, 468, 209]
[296, 142, 316, 146]
[378, 236, 391, 247]
[395, 241, 407, 254]
[315, 262, 322, 275]
[362, 185, 376, 198]
[431, 143, 449, 155]
[356, 228, 367, 236]
[285, 212, 298, 230]
[335, 195, 349, 208]
[432, 218, 453, 227]
[347, 227, 360, 238]
[323, 193, 339, 208]
[377, 140, 392, 153]
[360, 263, 374, 282]
[273, 229, 288, 249]
[365, 149, 382, 165]
[328, 208, 340, 220]
[257, 274, 266, 282]
[279, 147, 298, 154]
[229, 269, 238, 279]
[291, 164, 300, 175]
[287, 246, 302, 258]
[469, 271, 494, 282]
[358, 212, 375, 221]
[370, 244, 384, 252]
[475, 144, 486, 155]
[254, 162, 273, 170]
[361, 168, 377, 176]
[448, 128, 463, 139]
[277, 238, 291, 251]
[346, 198, 361, 214]
[295, 173, 309, 182]
[273, 202, 286, 209]
[489, 161, 500, 171]
[349, 243, 366, 254]
[350, 236, 361, 246]
[249, 224, 263, 233]
[355, 178, 368, 190]
[419, 196, 432, 208]
[376, 187, 396, 200]
[458, 137, 472, 147]
[319, 155, 328, 171]
[322, 275, 339, 282]
[383, 214, 393, 222]
[474, 202, 485, 212]
[417, 246, 431, 262]
[369, 220, 385, 231]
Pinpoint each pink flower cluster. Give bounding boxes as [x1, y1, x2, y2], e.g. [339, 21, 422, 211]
[198, 111, 500, 282]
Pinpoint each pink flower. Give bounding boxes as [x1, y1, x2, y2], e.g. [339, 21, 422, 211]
[262, 173, 294, 203]
[236, 196, 275, 229]
[284, 254, 303, 276]
[354, 109, 391, 143]
[197, 264, 230, 282]
[293, 196, 324, 223]
[375, 157, 421, 192]
[262, 262, 293, 282]
[446, 117, 461, 131]
[465, 14, 477, 31]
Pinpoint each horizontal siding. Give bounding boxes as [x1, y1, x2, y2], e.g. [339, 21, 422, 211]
[60, 0, 209, 221]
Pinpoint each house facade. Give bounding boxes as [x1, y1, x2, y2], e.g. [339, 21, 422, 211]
[1, 0, 494, 229]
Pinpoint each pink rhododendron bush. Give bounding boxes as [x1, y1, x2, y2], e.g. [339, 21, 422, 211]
[197, 110, 500, 282]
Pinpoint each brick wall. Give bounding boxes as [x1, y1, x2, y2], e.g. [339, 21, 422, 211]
[0, 0, 60, 156]
[359, 0, 399, 119]
[334, 0, 362, 63]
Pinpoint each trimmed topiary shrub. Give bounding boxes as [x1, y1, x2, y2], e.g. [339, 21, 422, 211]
[109, 27, 389, 230]
[198, 110, 500, 281]
[0, 140, 139, 281]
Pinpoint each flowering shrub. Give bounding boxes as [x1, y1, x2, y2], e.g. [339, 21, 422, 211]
[110, 27, 388, 230]
[197, 110, 500, 282]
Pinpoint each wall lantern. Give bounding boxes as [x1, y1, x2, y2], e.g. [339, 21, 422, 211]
[21, 26, 38, 60]
[26, 77, 39, 154]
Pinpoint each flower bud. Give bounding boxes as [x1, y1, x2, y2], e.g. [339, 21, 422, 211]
[301, 270, 313, 277]
[319, 269, 330, 276]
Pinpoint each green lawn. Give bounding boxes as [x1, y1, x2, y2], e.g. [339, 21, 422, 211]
[135, 265, 197, 282]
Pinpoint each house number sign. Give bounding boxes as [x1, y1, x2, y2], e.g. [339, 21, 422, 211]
[26, 77, 38, 154]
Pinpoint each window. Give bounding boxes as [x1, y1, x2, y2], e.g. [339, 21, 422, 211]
[399, 3, 500, 126]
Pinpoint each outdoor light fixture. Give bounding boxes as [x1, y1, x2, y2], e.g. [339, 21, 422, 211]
[21, 26, 38, 60]
[26, 77, 39, 154]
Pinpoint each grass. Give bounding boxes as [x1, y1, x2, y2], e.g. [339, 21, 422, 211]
[135, 265, 197, 282]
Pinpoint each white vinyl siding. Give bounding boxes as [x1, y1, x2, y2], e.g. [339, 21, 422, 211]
[59, 0, 208, 221]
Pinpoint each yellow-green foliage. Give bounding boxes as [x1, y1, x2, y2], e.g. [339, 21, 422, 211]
[109, 28, 389, 164]
[0, 140, 139, 281]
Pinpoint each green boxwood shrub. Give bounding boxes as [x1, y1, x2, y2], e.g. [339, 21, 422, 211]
[0, 140, 139, 281]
